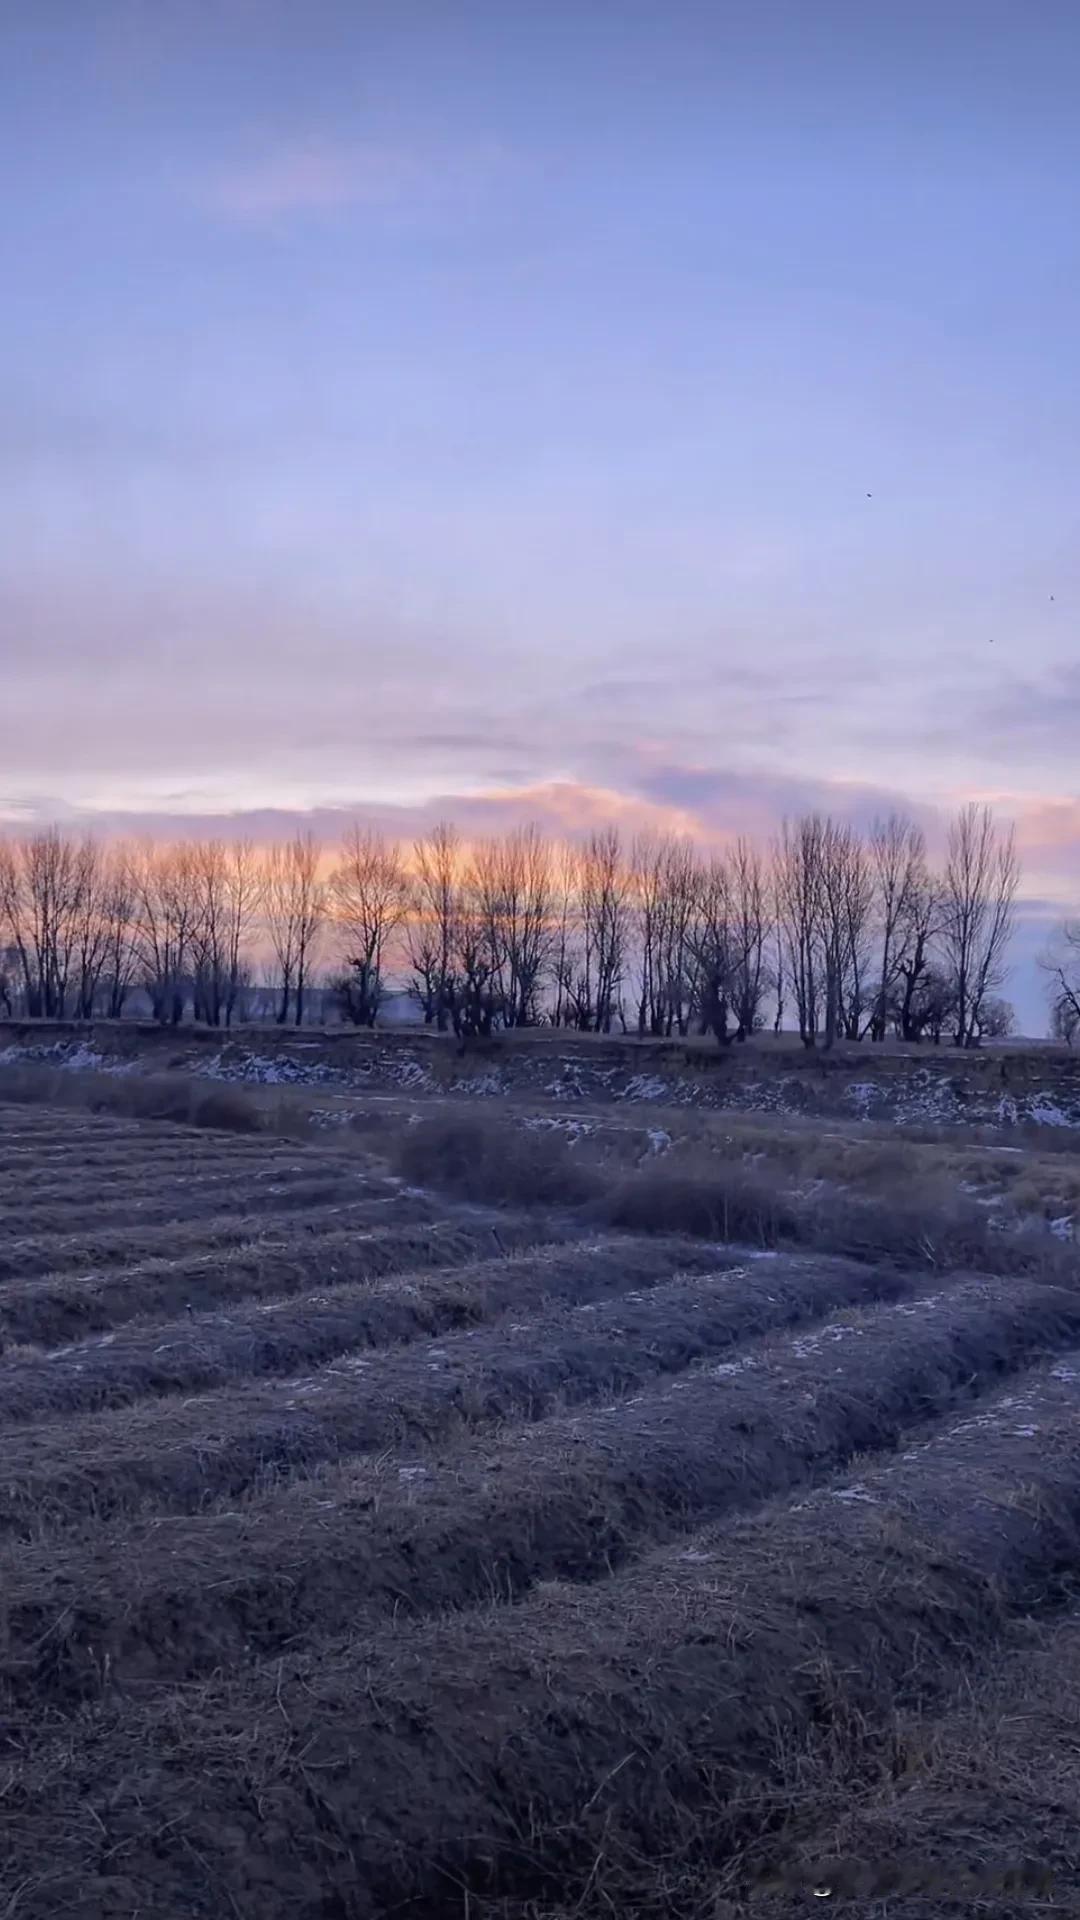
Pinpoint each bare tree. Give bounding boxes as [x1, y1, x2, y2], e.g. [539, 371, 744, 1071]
[265, 834, 323, 1027]
[450, 864, 498, 1040]
[772, 909, 785, 1034]
[408, 823, 461, 1029]
[130, 842, 202, 1025]
[869, 815, 926, 1041]
[190, 842, 230, 1026]
[0, 830, 97, 1019]
[552, 841, 581, 1029]
[330, 828, 408, 1027]
[223, 841, 261, 1027]
[1049, 967, 1080, 1047]
[687, 855, 735, 1044]
[659, 840, 699, 1037]
[71, 839, 110, 1019]
[184, 840, 261, 1028]
[973, 994, 1014, 1041]
[630, 834, 670, 1037]
[893, 866, 942, 1041]
[580, 827, 629, 1031]
[728, 838, 773, 1040]
[470, 826, 553, 1028]
[775, 816, 825, 1047]
[819, 823, 873, 1045]
[1040, 922, 1080, 1047]
[628, 835, 698, 1038]
[101, 847, 140, 1019]
[941, 804, 1019, 1048]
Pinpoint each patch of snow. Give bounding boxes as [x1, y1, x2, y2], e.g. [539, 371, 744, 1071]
[544, 1074, 585, 1101]
[524, 1115, 596, 1143]
[845, 1081, 884, 1113]
[452, 1071, 504, 1097]
[394, 1059, 435, 1090]
[647, 1127, 672, 1154]
[0, 1039, 133, 1075]
[1027, 1099, 1075, 1128]
[619, 1074, 671, 1103]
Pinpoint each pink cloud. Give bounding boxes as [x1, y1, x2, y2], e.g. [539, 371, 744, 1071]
[203, 138, 511, 221]
[206, 141, 422, 218]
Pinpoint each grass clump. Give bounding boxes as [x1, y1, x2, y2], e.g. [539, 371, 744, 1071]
[393, 1110, 595, 1208]
[0, 1062, 265, 1134]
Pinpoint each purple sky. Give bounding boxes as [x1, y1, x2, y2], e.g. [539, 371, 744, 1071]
[2, 2, 1080, 1023]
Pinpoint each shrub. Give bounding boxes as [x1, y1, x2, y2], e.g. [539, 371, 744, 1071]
[392, 1111, 595, 1208]
[595, 1161, 803, 1247]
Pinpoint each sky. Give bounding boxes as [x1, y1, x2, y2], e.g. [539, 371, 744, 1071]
[2, 1, 1079, 1025]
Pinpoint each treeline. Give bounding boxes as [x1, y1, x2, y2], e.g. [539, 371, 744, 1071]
[0, 804, 1019, 1047]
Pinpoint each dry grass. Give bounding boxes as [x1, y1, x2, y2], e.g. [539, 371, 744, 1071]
[4, 1081, 1080, 1917]
[0, 1168, 376, 1238]
[0, 1207, 542, 1349]
[0, 1247, 897, 1533]
[741, 1603, 1080, 1918]
[388, 1111, 1077, 1282]
[0, 1060, 269, 1132]
[0, 1146, 334, 1199]
[5, 1274, 1077, 1713]
[4, 1223, 688, 1424]
[393, 1109, 598, 1206]
[5, 1358, 1080, 1917]
[0, 1193, 434, 1284]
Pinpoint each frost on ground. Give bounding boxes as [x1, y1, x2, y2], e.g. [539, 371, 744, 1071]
[0, 1041, 131, 1075]
[8, 1032, 1080, 1134]
[200, 1046, 436, 1095]
[619, 1074, 672, 1103]
[202, 1051, 341, 1087]
[844, 1081, 885, 1115]
[524, 1116, 596, 1144]
[1027, 1098, 1077, 1128]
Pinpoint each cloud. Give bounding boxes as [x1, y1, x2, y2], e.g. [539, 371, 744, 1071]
[0, 780, 698, 847]
[634, 761, 938, 839]
[0, 767, 953, 853]
[201, 137, 512, 222]
[206, 141, 422, 219]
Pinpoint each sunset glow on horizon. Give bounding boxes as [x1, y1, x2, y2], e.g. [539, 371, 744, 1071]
[3, 1, 1080, 1026]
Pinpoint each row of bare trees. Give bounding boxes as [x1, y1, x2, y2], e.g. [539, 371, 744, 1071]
[0, 834, 312, 1028]
[0, 805, 1020, 1045]
[770, 808, 1019, 1048]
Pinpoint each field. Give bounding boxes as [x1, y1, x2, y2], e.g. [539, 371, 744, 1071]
[2, 1053, 1080, 1917]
